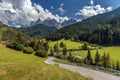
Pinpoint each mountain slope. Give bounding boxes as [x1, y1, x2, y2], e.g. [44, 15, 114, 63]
[47, 7, 120, 45]
[0, 22, 30, 44]
[47, 8, 120, 40]
[15, 24, 57, 38]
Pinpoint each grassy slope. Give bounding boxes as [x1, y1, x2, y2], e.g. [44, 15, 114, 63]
[0, 44, 88, 80]
[49, 39, 83, 50]
[72, 47, 120, 62]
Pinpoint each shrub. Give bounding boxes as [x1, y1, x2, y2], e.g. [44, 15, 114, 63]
[23, 47, 34, 54]
[56, 54, 64, 60]
[35, 50, 48, 58]
[6, 43, 17, 49]
[15, 44, 25, 51]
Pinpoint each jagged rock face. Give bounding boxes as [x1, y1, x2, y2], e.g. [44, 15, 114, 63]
[29, 18, 78, 29]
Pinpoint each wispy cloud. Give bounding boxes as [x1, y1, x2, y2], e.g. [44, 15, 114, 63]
[58, 3, 66, 15]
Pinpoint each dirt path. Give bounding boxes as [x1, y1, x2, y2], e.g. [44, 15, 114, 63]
[45, 57, 120, 80]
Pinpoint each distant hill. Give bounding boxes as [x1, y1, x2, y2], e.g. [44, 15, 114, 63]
[0, 22, 30, 44]
[47, 7, 120, 45]
[15, 24, 57, 38]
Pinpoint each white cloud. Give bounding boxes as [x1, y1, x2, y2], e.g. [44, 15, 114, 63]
[51, 6, 54, 9]
[0, 0, 69, 26]
[106, 7, 112, 12]
[90, 0, 94, 5]
[75, 0, 112, 18]
[58, 3, 66, 15]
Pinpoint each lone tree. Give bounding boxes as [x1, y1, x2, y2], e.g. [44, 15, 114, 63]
[63, 44, 67, 56]
[94, 50, 101, 66]
[60, 42, 64, 48]
[53, 42, 59, 54]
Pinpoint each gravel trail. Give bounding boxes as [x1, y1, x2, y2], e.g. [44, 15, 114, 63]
[45, 57, 120, 80]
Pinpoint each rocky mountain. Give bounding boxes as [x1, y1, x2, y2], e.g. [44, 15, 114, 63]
[30, 18, 78, 29]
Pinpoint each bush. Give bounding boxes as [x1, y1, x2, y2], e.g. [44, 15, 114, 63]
[35, 50, 48, 58]
[23, 47, 34, 54]
[56, 55, 64, 60]
[15, 44, 25, 51]
[6, 43, 17, 49]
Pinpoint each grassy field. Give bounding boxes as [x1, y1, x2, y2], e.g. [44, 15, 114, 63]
[0, 44, 88, 80]
[49, 39, 83, 50]
[72, 47, 120, 62]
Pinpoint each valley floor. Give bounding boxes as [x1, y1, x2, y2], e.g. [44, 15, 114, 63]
[0, 45, 88, 80]
[45, 57, 120, 80]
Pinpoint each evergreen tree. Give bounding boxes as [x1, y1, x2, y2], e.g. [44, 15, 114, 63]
[102, 53, 107, 68]
[112, 62, 116, 69]
[53, 42, 59, 54]
[94, 50, 101, 66]
[106, 53, 111, 68]
[86, 50, 93, 65]
[116, 61, 120, 70]
[60, 42, 64, 48]
[82, 43, 89, 50]
[44, 41, 49, 51]
[68, 52, 72, 61]
[63, 45, 67, 56]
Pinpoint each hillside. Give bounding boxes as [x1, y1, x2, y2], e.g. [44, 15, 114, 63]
[0, 22, 30, 44]
[47, 7, 120, 45]
[0, 45, 88, 80]
[15, 24, 57, 38]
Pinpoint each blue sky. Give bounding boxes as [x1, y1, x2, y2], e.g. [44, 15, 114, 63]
[0, 0, 120, 27]
[32, 0, 120, 18]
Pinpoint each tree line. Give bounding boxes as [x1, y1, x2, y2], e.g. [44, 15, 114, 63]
[50, 42, 120, 71]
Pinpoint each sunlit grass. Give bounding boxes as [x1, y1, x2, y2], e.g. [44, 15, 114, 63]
[0, 44, 88, 80]
[72, 47, 120, 62]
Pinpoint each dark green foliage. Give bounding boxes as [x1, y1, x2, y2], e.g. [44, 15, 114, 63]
[81, 43, 89, 50]
[6, 43, 17, 49]
[60, 42, 64, 48]
[112, 62, 116, 69]
[28, 39, 48, 51]
[101, 53, 112, 68]
[68, 52, 73, 61]
[23, 47, 34, 54]
[56, 55, 64, 60]
[63, 45, 67, 56]
[35, 50, 48, 58]
[94, 50, 102, 66]
[101, 53, 107, 68]
[6, 43, 25, 51]
[85, 50, 93, 65]
[44, 41, 49, 51]
[53, 43, 59, 54]
[47, 7, 120, 46]
[14, 24, 57, 38]
[15, 44, 25, 51]
[106, 53, 112, 68]
[49, 48, 54, 56]
[116, 61, 120, 70]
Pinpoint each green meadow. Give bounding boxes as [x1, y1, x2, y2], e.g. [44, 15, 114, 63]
[0, 44, 88, 80]
[72, 47, 120, 62]
[49, 39, 83, 50]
